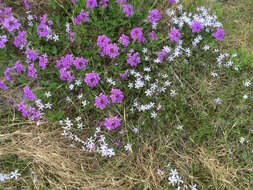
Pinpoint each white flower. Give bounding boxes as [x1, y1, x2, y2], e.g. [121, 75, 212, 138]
[142, 47, 148, 54]
[128, 82, 133, 89]
[144, 56, 149, 61]
[77, 94, 83, 99]
[211, 72, 218, 77]
[144, 75, 151, 81]
[45, 102, 52, 109]
[190, 183, 198, 190]
[69, 84, 75, 90]
[243, 94, 248, 99]
[75, 79, 81, 86]
[82, 100, 89, 107]
[9, 170, 21, 180]
[243, 80, 251, 87]
[124, 143, 132, 152]
[145, 89, 152, 97]
[132, 128, 139, 133]
[150, 111, 157, 119]
[152, 22, 158, 29]
[214, 97, 222, 104]
[75, 116, 81, 122]
[144, 67, 151, 72]
[170, 89, 177, 97]
[156, 169, 164, 177]
[154, 58, 161, 63]
[66, 96, 72, 102]
[240, 137, 245, 144]
[176, 125, 183, 130]
[163, 46, 171, 53]
[203, 45, 210, 51]
[45, 91, 51, 98]
[53, 34, 59, 41]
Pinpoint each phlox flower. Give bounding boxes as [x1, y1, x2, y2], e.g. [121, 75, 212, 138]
[190, 21, 202, 33]
[97, 35, 110, 48]
[73, 57, 88, 69]
[13, 61, 25, 73]
[23, 86, 36, 101]
[118, 34, 130, 47]
[26, 48, 39, 61]
[104, 116, 122, 130]
[59, 68, 75, 82]
[105, 43, 119, 58]
[4, 67, 13, 81]
[84, 71, 100, 87]
[120, 69, 129, 80]
[74, 9, 89, 25]
[27, 63, 37, 78]
[127, 49, 140, 67]
[110, 88, 124, 103]
[0, 78, 8, 90]
[94, 93, 110, 110]
[13, 31, 26, 48]
[149, 31, 157, 41]
[39, 53, 48, 70]
[212, 28, 225, 40]
[86, 0, 97, 8]
[2, 16, 20, 32]
[116, 0, 126, 4]
[148, 9, 162, 23]
[169, 28, 181, 42]
[169, 0, 175, 3]
[37, 23, 49, 37]
[122, 4, 134, 17]
[99, 0, 109, 8]
[24, 0, 31, 8]
[130, 27, 143, 42]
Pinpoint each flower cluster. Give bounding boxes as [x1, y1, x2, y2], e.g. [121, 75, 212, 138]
[104, 116, 122, 130]
[17, 101, 40, 120]
[74, 9, 89, 25]
[127, 49, 140, 67]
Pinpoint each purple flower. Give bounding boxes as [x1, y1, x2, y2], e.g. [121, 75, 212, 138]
[23, 86, 36, 101]
[0, 78, 8, 90]
[37, 23, 49, 37]
[59, 68, 75, 82]
[14, 60, 25, 73]
[104, 116, 122, 130]
[94, 93, 110, 110]
[110, 89, 124, 103]
[24, 0, 31, 8]
[0, 35, 8, 49]
[56, 54, 74, 69]
[130, 27, 143, 42]
[115, 139, 120, 146]
[169, 28, 181, 42]
[118, 34, 130, 47]
[190, 21, 202, 33]
[147, 9, 162, 23]
[97, 35, 110, 48]
[26, 48, 39, 61]
[84, 71, 100, 87]
[122, 4, 134, 17]
[74, 9, 89, 25]
[17, 101, 40, 120]
[73, 57, 88, 70]
[149, 31, 157, 41]
[86, 0, 97, 8]
[39, 53, 48, 70]
[212, 28, 225, 40]
[127, 49, 140, 67]
[2, 16, 20, 32]
[120, 69, 129, 80]
[99, 0, 109, 8]
[105, 43, 119, 58]
[27, 63, 37, 78]
[169, 0, 175, 3]
[116, 0, 126, 4]
[13, 31, 26, 48]
[4, 67, 13, 81]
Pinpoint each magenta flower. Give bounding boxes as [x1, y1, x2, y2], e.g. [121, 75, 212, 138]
[127, 49, 140, 67]
[149, 31, 158, 41]
[212, 28, 225, 40]
[190, 21, 202, 33]
[120, 69, 129, 80]
[169, 0, 175, 3]
[27, 63, 37, 78]
[37, 23, 49, 37]
[118, 34, 130, 47]
[169, 28, 181, 42]
[26, 48, 39, 61]
[73, 57, 88, 70]
[122, 4, 134, 17]
[13, 31, 26, 48]
[0, 78, 8, 90]
[110, 89, 124, 103]
[74, 9, 89, 25]
[24, 0, 31, 8]
[84, 71, 100, 87]
[147, 9, 162, 23]
[86, 0, 97, 8]
[99, 0, 109, 8]
[105, 43, 119, 58]
[104, 116, 122, 130]
[2, 16, 20, 32]
[14, 61, 26, 73]
[94, 93, 110, 110]
[39, 54, 48, 70]
[4, 67, 13, 81]
[116, 0, 126, 4]
[130, 27, 143, 42]
[23, 86, 36, 101]
[59, 68, 75, 82]
[97, 35, 110, 48]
